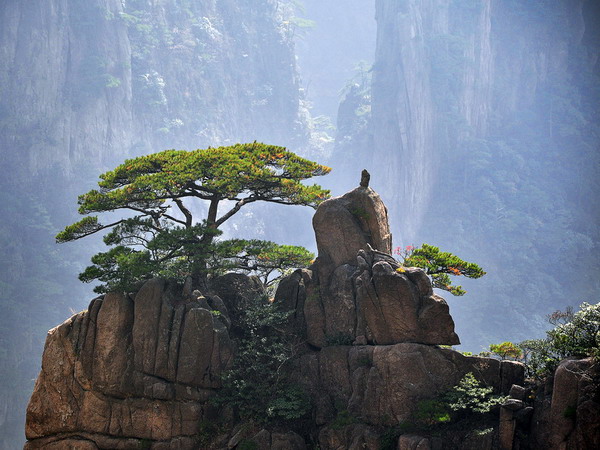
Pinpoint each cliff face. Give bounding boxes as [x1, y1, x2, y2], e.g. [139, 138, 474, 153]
[336, 0, 600, 349]
[368, 0, 591, 240]
[0, 0, 305, 177]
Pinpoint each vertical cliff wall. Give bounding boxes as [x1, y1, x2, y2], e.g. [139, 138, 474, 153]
[335, 0, 600, 348]
[0, 0, 306, 177]
[0, 1, 309, 447]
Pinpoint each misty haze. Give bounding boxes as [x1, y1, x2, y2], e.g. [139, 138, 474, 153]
[1, 0, 598, 449]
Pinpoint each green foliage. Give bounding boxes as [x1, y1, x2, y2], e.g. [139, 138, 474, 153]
[325, 333, 354, 346]
[330, 409, 358, 429]
[489, 341, 522, 360]
[57, 143, 330, 292]
[546, 302, 600, 358]
[379, 422, 417, 450]
[211, 239, 314, 287]
[415, 399, 451, 426]
[563, 405, 577, 419]
[379, 426, 402, 450]
[518, 338, 555, 379]
[519, 302, 600, 378]
[196, 420, 224, 447]
[213, 296, 310, 425]
[396, 243, 485, 296]
[443, 373, 506, 415]
[377, 374, 502, 448]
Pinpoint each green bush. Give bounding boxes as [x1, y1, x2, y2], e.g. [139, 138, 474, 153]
[415, 399, 451, 426]
[238, 440, 258, 450]
[443, 373, 506, 415]
[519, 302, 600, 378]
[396, 243, 485, 296]
[489, 341, 522, 360]
[213, 296, 310, 425]
[330, 409, 358, 429]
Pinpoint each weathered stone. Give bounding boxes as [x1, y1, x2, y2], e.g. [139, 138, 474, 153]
[312, 185, 391, 285]
[25, 438, 99, 449]
[549, 358, 583, 448]
[25, 315, 85, 439]
[227, 423, 248, 449]
[177, 308, 215, 386]
[322, 264, 358, 341]
[293, 343, 522, 429]
[25, 278, 236, 448]
[302, 287, 327, 348]
[318, 424, 381, 450]
[318, 346, 353, 404]
[502, 398, 524, 411]
[249, 429, 272, 449]
[132, 278, 165, 375]
[545, 357, 600, 450]
[398, 434, 431, 450]
[276, 269, 314, 326]
[355, 259, 459, 345]
[574, 399, 600, 450]
[499, 407, 516, 450]
[500, 360, 526, 393]
[209, 272, 265, 324]
[271, 431, 307, 449]
[509, 384, 528, 400]
[276, 182, 460, 348]
[515, 406, 534, 427]
[92, 292, 134, 395]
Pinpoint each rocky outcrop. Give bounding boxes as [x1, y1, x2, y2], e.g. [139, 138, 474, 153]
[1, 1, 310, 446]
[313, 183, 392, 276]
[25, 279, 235, 449]
[332, 0, 600, 358]
[503, 357, 600, 450]
[25, 181, 526, 449]
[294, 344, 522, 429]
[277, 183, 459, 347]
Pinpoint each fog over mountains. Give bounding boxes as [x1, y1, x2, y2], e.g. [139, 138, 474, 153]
[1, 0, 598, 447]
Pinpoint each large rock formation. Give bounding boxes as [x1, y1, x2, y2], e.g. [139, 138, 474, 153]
[1, 1, 310, 446]
[333, 0, 600, 357]
[278, 182, 459, 347]
[500, 357, 600, 450]
[25, 279, 238, 449]
[25, 181, 525, 449]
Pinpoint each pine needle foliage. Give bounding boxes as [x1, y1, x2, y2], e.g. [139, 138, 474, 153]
[399, 243, 486, 296]
[56, 143, 330, 292]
